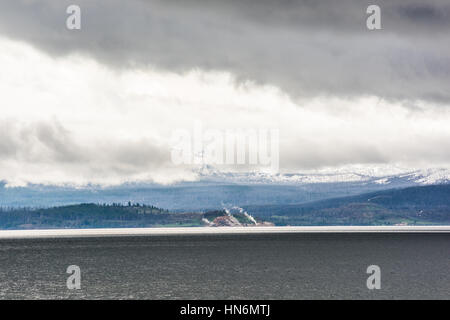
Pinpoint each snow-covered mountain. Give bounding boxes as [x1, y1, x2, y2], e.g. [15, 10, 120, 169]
[1, 165, 448, 209]
[196, 165, 450, 186]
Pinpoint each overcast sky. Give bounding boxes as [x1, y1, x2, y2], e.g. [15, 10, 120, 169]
[0, 0, 450, 186]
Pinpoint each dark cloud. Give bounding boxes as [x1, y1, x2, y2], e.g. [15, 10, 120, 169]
[395, 3, 450, 24]
[0, 120, 171, 177]
[281, 136, 450, 170]
[0, 0, 449, 103]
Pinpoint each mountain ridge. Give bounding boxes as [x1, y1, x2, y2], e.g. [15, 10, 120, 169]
[244, 184, 450, 226]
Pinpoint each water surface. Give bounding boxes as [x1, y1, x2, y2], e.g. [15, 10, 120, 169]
[0, 233, 448, 299]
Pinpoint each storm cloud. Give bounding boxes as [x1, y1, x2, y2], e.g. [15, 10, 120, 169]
[0, 0, 449, 103]
[0, 119, 174, 186]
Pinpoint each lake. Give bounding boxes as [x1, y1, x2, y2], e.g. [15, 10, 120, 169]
[0, 231, 448, 299]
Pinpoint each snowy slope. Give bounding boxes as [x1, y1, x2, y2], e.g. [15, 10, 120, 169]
[196, 165, 450, 186]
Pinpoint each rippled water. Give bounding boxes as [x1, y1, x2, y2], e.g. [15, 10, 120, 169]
[0, 233, 448, 299]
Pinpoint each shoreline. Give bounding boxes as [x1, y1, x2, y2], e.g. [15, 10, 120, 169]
[0, 225, 449, 239]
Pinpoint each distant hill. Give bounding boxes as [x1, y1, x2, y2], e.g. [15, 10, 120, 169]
[1, 184, 448, 229]
[0, 181, 393, 210]
[244, 184, 450, 226]
[0, 203, 196, 229]
[0, 203, 265, 230]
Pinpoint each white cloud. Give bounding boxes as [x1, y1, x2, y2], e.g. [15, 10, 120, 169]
[1, 37, 450, 186]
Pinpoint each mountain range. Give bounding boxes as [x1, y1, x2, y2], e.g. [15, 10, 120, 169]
[1, 167, 449, 211]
